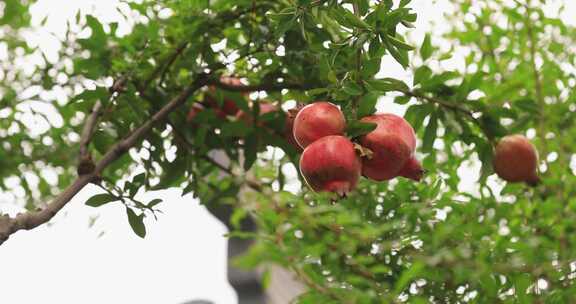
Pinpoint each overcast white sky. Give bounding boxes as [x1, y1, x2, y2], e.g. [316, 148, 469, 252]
[1, 1, 575, 304]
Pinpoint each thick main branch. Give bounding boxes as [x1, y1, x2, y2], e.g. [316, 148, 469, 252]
[0, 74, 209, 245]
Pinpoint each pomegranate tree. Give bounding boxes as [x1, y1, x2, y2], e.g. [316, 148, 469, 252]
[293, 101, 346, 148]
[299, 135, 361, 195]
[493, 134, 540, 185]
[360, 114, 417, 181]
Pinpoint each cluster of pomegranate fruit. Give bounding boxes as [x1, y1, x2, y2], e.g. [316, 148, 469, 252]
[294, 102, 424, 196]
[188, 76, 542, 194]
[187, 76, 302, 151]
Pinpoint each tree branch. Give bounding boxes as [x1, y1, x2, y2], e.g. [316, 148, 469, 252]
[208, 78, 316, 92]
[0, 74, 209, 245]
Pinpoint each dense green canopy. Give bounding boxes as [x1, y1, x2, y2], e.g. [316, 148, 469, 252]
[1, 0, 576, 302]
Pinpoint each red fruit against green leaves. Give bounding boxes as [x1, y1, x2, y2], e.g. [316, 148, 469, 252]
[186, 105, 203, 123]
[493, 134, 540, 185]
[299, 135, 361, 195]
[360, 114, 416, 181]
[205, 76, 249, 116]
[285, 106, 303, 151]
[398, 156, 425, 181]
[293, 101, 346, 148]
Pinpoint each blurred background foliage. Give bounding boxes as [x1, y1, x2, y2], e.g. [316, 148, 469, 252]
[1, 0, 576, 302]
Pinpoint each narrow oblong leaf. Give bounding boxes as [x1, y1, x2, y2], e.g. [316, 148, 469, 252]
[85, 193, 117, 207]
[422, 112, 439, 152]
[387, 34, 415, 50]
[346, 120, 377, 138]
[420, 34, 432, 61]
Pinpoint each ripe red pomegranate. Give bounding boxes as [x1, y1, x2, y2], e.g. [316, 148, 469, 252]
[360, 114, 416, 181]
[285, 106, 303, 151]
[493, 134, 540, 185]
[397, 156, 425, 181]
[205, 76, 249, 116]
[293, 101, 346, 148]
[299, 135, 361, 195]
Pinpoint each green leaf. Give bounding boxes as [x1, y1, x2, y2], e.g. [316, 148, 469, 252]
[361, 57, 382, 78]
[85, 193, 117, 207]
[394, 95, 411, 105]
[420, 34, 432, 61]
[387, 34, 414, 50]
[244, 133, 258, 170]
[400, 0, 412, 7]
[126, 207, 146, 238]
[394, 261, 425, 294]
[422, 112, 438, 152]
[382, 37, 409, 68]
[358, 93, 379, 117]
[365, 78, 409, 92]
[221, 121, 253, 138]
[147, 198, 162, 208]
[336, 6, 371, 29]
[342, 81, 363, 96]
[70, 87, 108, 104]
[79, 15, 107, 50]
[271, 8, 298, 37]
[346, 120, 377, 138]
[413, 66, 432, 86]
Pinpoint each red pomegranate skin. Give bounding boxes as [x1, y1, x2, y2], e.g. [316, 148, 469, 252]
[205, 76, 249, 116]
[398, 156, 425, 181]
[493, 134, 540, 185]
[285, 106, 303, 151]
[360, 114, 415, 181]
[293, 101, 346, 148]
[299, 135, 361, 195]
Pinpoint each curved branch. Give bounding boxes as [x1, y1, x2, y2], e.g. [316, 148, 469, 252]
[0, 74, 209, 245]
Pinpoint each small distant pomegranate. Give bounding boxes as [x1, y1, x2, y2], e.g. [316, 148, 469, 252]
[299, 135, 361, 195]
[293, 102, 346, 148]
[397, 156, 425, 181]
[493, 134, 540, 185]
[205, 76, 249, 116]
[360, 114, 416, 181]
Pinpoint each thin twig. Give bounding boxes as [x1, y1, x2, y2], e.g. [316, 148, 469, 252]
[525, 0, 547, 156]
[402, 90, 496, 145]
[158, 41, 190, 87]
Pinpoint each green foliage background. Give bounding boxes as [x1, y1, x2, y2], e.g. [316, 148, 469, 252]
[1, 0, 576, 302]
